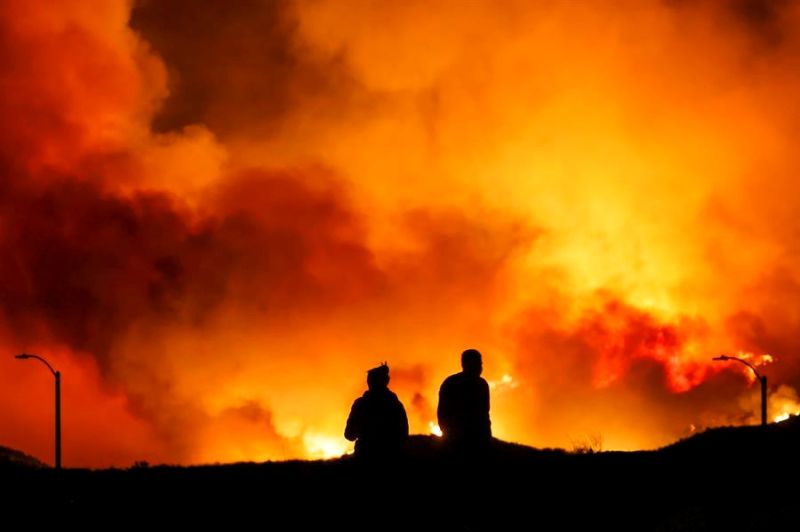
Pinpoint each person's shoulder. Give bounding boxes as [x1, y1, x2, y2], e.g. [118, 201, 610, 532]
[351, 395, 367, 407]
[440, 373, 460, 387]
[386, 389, 403, 403]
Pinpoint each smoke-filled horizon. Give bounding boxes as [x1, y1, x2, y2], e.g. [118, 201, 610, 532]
[2, 0, 800, 467]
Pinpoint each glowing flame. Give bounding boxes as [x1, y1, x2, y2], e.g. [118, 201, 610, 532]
[735, 351, 774, 366]
[773, 412, 796, 423]
[725, 352, 775, 383]
[303, 434, 351, 459]
[429, 422, 442, 437]
[489, 374, 519, 391]
[768, 386, 800, 425]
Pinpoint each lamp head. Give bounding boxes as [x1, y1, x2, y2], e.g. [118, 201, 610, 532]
[15, 353, 30, 359]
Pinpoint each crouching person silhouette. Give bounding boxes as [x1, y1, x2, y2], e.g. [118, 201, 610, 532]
[345, 363, 409, 461]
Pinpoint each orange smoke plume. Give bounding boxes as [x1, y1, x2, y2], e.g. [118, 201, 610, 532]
[2, 0, 800, 466]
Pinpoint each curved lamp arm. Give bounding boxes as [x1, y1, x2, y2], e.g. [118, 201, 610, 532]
[16, 353, 57, 376]
[713, 354, 762, 381]
[713, 354, 768, 427]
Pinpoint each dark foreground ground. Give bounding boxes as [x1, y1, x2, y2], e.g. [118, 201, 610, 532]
[4, 418, 800, 530]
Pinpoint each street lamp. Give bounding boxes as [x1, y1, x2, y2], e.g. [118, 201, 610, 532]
[15, 353, 61, 470]
[713, 354, 767, 427]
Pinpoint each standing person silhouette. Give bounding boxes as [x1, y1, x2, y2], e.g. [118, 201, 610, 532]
[437, 349, 492, 452]
[345, 363, 409, 460]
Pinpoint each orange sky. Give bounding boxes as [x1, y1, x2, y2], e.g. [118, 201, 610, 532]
[2, 0, 800, 467]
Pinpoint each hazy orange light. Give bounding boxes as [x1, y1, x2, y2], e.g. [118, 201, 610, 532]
[3, 0, 800, 466]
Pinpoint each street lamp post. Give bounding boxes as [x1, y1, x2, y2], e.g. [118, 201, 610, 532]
[713, 354, 767, 427]
[15, 353, 61, 470]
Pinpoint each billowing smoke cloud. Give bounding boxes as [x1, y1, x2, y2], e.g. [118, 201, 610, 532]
[2, 0, 800, 466]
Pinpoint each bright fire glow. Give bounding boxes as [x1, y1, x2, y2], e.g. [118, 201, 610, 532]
[774, 413, 794, 423]
[429, 422, 442, 438]
[303, 434, 351, 459]
[731, 352, 775, 383]
[736, 352, 774, 366]
[3, 0, 800, 466]
[767, 386, 800, 425]
[489, 374, 519, 391]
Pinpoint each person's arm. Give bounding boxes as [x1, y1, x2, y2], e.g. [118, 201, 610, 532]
[481, 378, 492, 437]
[344, 399, 362, 441]
[437, 380, 451, 433]
[481, 379, 490, 413]
[399, 402, 409, 440]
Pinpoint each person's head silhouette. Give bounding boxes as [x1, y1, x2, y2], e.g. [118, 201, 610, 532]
[366, 362, 390, 391]
[461, 349, 482, 377]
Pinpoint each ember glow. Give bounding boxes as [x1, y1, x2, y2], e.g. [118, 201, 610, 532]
[2, 0, 800, 467]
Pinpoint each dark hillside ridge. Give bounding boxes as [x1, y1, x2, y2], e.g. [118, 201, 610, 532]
[3, 418, 799, 530]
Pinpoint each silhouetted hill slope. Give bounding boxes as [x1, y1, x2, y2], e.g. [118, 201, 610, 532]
[0, 445, 47, 469]
[3, 425, 799, 530]
[402, 433, 567, 460]
[662, 413, 800, 457]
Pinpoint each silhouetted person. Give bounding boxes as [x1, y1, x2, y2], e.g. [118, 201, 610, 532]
[345, 363, 409, 460]
[438, 349, 491, 452]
